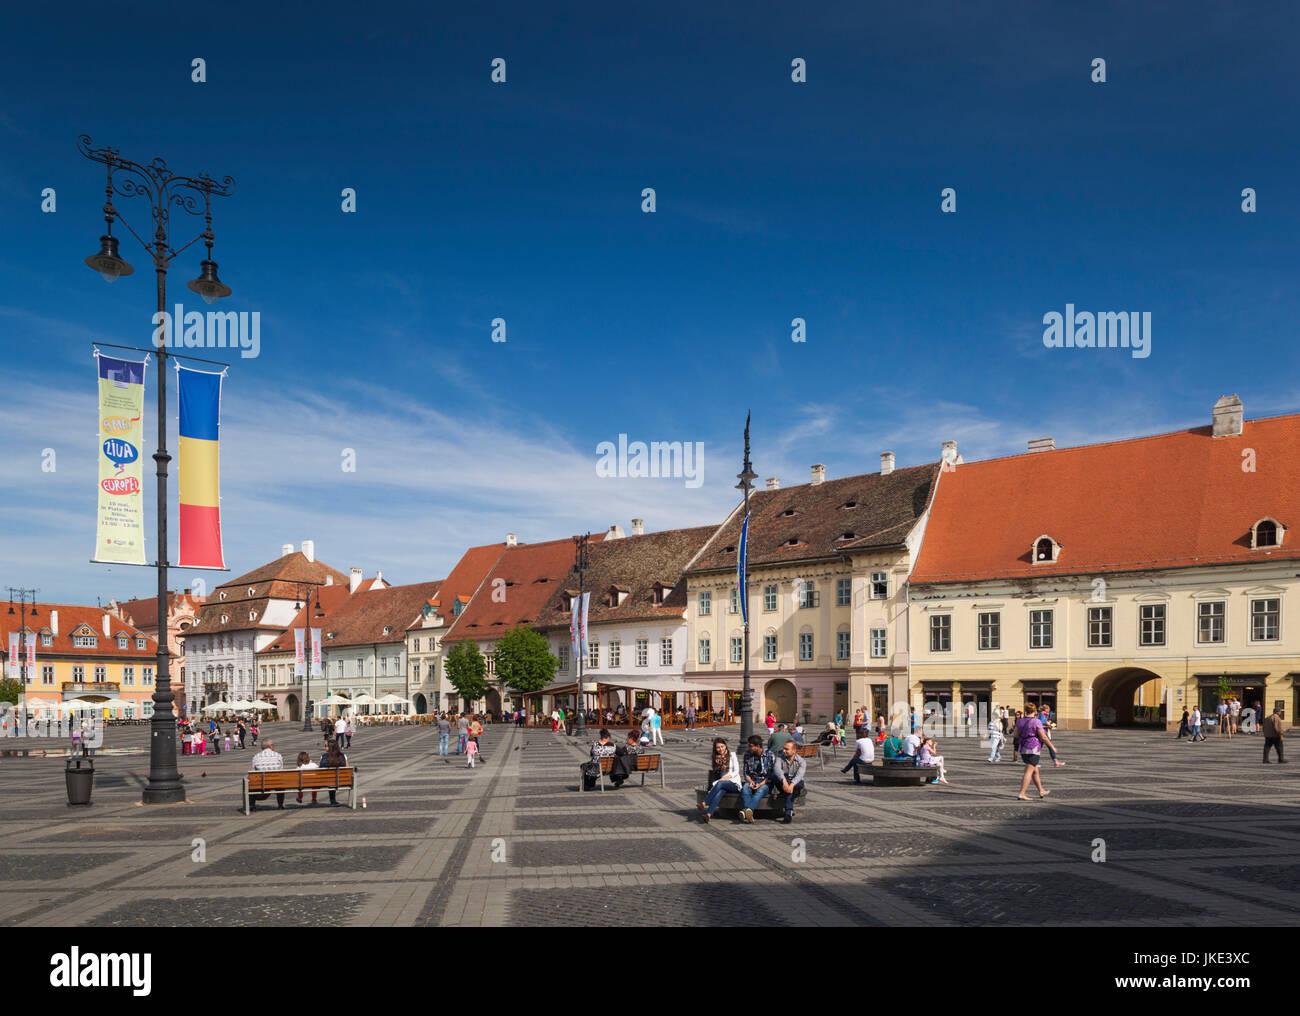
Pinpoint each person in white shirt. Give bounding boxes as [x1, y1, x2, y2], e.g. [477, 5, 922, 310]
[698, 739, 742, 822]
[840, 726, 876, 784]
[334, 714, 347, 745]
[902, 731, 922, 758]
[986, 717, 1004, 762]
[249, 741, 286, 810]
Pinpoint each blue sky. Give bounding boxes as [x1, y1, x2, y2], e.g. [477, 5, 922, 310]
[2, 0, 1298, 602]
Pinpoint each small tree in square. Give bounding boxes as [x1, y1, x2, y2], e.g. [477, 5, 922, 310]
[494, 625, 559, 694]
[444, 640, 488, 704]
[0, 678, 21, 705]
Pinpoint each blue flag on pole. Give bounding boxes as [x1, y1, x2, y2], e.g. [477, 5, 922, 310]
[738, 515, 749, 624]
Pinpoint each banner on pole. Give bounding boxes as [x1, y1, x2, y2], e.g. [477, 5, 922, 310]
[578, 592, 590, 656]
[7, 633, 17, 679]
[25, 632, 35, 672]
[294, 627, 305, 678]
[738, 515, 749, 624]
[310, 628, 322, 677]
[93, 353, 148, 565]
[177, 365, 226, 569]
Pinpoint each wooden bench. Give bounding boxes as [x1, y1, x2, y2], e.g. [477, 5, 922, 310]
[243, 768, 357, 814]
[695, 783, 806, 820]
[871, 757, 939, 786]
[794, 743, 826, 769]
[580, 753, 664, 792]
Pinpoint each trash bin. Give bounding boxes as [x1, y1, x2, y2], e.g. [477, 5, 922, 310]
[66, 756, 94, 806]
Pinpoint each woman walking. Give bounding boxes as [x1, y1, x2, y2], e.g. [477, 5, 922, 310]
[1015, 703, 1058, 800]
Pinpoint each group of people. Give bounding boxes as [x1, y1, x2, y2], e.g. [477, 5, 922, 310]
[433, 712, 485, 765]
[1176, 698, 1257, 742]
[318, 714, 354, 748]
[984, 704, 1064, 767]
[247, 734, 349, 810]
[699, 735, 807, 823]
[180, 716, 258, 755]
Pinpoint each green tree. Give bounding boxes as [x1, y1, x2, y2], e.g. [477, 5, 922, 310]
[0, 677, 21, 705]
[444, 640, 488, 703]
[494, 625, 559, 693]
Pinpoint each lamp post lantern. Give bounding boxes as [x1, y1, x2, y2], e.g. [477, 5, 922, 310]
[78, 136, 235, 805]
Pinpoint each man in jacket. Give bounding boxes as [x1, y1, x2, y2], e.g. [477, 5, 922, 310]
[769, 738, 806, 824]
[738, 735, 774, 822]
[1262, 707, 1287, 763]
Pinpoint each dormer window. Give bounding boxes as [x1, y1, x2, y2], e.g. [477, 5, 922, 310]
[219, 591, 227, 601]
[838, 532, 857, 541]
[783, 536, 806, 548]
[383, 626, 393, 635]
[247, 587, 255, 596]
[722, 545, 736, 554]
[780, 508, 798, 517]
[605, 585, 629, 608]
[1032, 536, 1061, 564]
[249, 610, 258, 621]
[327, 632, 337, 640]
[839, 500, 859, 510]
[221, 614, 229, 624]
[117, 635, 128, 649]
[652, 581, 674, 605]
[452, 600, 465, 617]
[1252, 517, 1284, 549]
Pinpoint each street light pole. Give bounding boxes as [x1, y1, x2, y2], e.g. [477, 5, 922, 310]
[572, 533, 590, 739]
[78, 136, 235, 805]
[7, 589, 38, 720]
[298, 582, 320, 733]
[736, 414, 757, 742]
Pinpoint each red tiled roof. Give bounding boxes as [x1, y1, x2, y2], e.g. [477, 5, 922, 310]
[910, 414, 1300, 584]
[193, 552, 352, 632]
[687, 463, 940, 574]
[309, 581, 443, 650]
[1, 604, 158, 660]
[441, 535, 604, 643]
[257, 584, 356, 654]
[405, 543, 505, 632]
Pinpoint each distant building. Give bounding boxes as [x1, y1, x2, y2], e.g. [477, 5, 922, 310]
[108, 589, 204, 712]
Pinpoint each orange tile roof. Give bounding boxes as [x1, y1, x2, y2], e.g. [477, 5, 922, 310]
[311, 581, 443, 650]
[1, 604, 158, 660]
[910, 413, 1300, 584]
[257, 584, 356, 655]
[410, 543, 505, 629]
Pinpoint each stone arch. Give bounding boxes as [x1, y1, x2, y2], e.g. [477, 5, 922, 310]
[485, 689, 502, 716]
[764, 678, 797, 724]
[412, 693, 428, 715]
[284, 693, 300, 722]
[1092, 667, 1166, 726]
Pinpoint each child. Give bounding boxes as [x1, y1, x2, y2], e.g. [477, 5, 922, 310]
[986, 716, 1004, 762]
[465, 735, 478, 768]
[919, 737, 950, 785]
[296, 750, 319, 805]
[224, 731, 232, 752]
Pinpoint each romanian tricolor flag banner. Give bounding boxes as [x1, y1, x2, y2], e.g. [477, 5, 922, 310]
[93, 352, 147, 565]
[177, 364, 226, 569]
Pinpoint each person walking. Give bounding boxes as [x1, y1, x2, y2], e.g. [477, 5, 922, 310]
[465, 735, 479, 768]
[1262, 706, 1287, 763]
[986, 715, 1004, 762]
[685, 701, 696, 730]
[250, 719, 259, 746]
[1189, 706, 1205, 742]
[457, 713, 470, 754]
[841, 726, 876, 784]
[650, 708, 664, 745]
[436, 713, 451, 755]
[1014, 703, 1058, 800]
[765, 711, 776, 734]
[1176, 707, 1190, 738]
[236, 720, 247, 749]
[344, 716, 354, 749]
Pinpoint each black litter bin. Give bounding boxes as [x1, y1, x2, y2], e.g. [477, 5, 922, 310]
[66, 756, 94, 806]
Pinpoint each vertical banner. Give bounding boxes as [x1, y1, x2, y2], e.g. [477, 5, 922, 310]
[737, 515, 749, 624]
[94, 353, 147, 564]
[294, 628, 305, 677]
[569, 598, 579, 656]
[310, 628, 322, 677]
[578, 592, 590, 657]
[25, 632, 35, 672]
[7, 633, 17, 680]
[177, 365, 226, 568]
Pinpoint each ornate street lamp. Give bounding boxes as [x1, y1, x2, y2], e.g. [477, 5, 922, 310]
[78, 136, 235, 805]
[571, 533, 591, 738]
[736, 414, 757, 741]
[7, 589, 38, 719]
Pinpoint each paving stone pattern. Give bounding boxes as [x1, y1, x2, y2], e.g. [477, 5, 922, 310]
[0, 721, 1297, 926]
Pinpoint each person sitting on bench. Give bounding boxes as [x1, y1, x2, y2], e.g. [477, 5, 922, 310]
[609, 730, 640, 788]
[698, 738, 741, 823]
[738, 735, 775, 823]
[585, 729, 617, 791]
[841, 725, 876, 784]
[881, 732, 905, 759]
[249, 740, 286, 810]
[769, 739, 807, 824]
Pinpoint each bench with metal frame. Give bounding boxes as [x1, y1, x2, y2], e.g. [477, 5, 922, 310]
[579, 752, 664, 792]
[243, 768, 357, 814]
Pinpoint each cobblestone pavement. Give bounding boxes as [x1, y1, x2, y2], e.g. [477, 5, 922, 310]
[0, 721, 1296, 926]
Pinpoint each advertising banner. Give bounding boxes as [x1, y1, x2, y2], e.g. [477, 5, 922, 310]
[310, 627, 322, 677]
[294, 627, 305, 678]
[177, 365, 226, 568]
[93, 353, 147, 565]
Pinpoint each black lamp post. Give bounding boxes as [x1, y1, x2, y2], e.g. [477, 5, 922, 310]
[736, 414, 757, 741]
[78, 136, 235, 805]
[295, 583, 323, 732]
[7, 589, 39, 719]
[571, 533, 591, 738]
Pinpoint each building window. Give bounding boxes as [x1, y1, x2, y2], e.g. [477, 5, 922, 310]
[929, 615, 951, 652]
[609, 639, 621, 667]
[978, 611, 1001, 651]
[72, 665, 85, 682]
[412, 638, 420, 653]
[870, 628, 886, 658]
[589, 641, 600, 668]
[1139, 604, 1166, 647]
[636, 639, 648, 667]
[837, 631, 850, 660]
[558, 645, 570, 671]
[93, 665, 106, 682]
[730, 637, 743, 663]
[1253, 518, 1281, 548]
[698, 636, 711, 664]
[41, 665, 54, 685]
[660, 638, 673, 667]
[1088, 606, 1112, 648]
[136, 636, 146, 650]
[380, 657, 388, 676]
[836, 579, 851, 607]
[729, 588, 739, 614]
[1251, 598, 1280, 641]
[123, 666, 135, 686]
[1030, 609, 1054, 649]
[116, 635, 128, 650]
[870, 572, 888, 599]
[798, 632, 814, 661]
[40, 632, 52, 647]
[798, 582, 820, 609]
[1197, 601, 1225, 644]
[698, 591, 711, 616]
[764, 585, 778, 612]
[73, 634, 97, 648]
[486, 653, 496, 676]
[764, 634, 777, 662]
[143, 667, 153, 686]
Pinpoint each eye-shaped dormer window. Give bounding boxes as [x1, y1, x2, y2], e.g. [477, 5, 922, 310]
[1032, 535, 1061, 564]
[1252, 517, 1284, 549]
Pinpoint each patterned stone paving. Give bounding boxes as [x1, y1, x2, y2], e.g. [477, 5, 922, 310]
[0, 720, 1297, 926]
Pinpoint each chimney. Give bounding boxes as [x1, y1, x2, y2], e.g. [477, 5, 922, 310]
[374, 570, 384, 587]
[631, 518, 644, 536]
[766, 477, 780, 490]
[50, 610, 59, 636]
[281, 543, 294, 557]
[811, 464, 826, 485]
[324, 575, 333, 586]
[102, 614, 111, 638]
[1212, 394, 1244, 438]
[880, 452, 895, 475]
[607, 524, 625, 540]
[301, 540, 315, 563]
[506, 533, 517, 547]
[349, 568, 363, 593]
[941, 441, 959, 468]
[1027, 437, 1055, 453]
